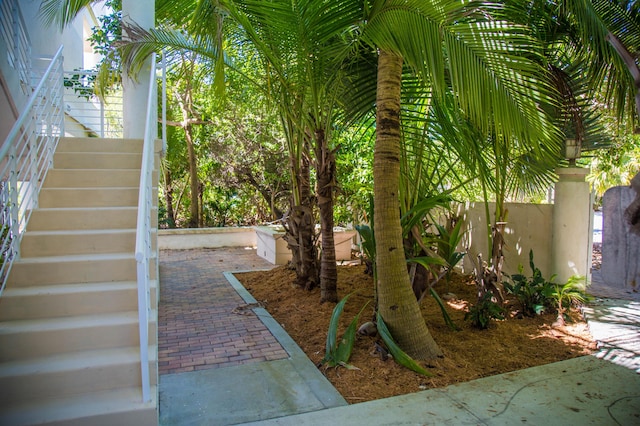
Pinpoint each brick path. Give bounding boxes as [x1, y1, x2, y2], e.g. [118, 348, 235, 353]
[158, 248, 289, 375]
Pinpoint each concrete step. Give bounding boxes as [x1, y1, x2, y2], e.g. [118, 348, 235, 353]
[0, 347, 157, 405]
[0, 385, 157, 426]
[28, 207, 138, 231]
[39, 187, 139, 208]
[44, 169, 141, 188]
[21, 229, 137, 257]
[53, 152, 143, 170]
[0, 280, 158, 321]
[0, 310, 158, 362]
[8, 253, 139, 286]
[56, 138, 143, 153]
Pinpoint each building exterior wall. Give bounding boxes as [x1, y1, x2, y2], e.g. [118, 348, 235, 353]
[0, 0, 92, 142]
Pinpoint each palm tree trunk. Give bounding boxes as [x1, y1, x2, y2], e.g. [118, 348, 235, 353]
[284, 146, 319, 290]
[315, 128, 338, 303]
[374, 49, 442, 360]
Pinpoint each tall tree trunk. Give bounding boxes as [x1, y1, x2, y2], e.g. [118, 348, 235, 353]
[374, 49, 442, 360]
[164, 168, 176, 228]
[315, 129, 338, 303]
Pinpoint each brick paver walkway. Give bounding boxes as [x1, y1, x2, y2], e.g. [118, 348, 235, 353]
[158, 248, 289, 375]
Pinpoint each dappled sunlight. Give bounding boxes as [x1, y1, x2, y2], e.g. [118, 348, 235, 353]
[446, 299, 469, 311]
[583, 300, 640, 372]
[531, 320, 597, 350]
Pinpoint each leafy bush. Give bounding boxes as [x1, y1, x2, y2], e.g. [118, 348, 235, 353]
[465, 292, 506, 329]
[433, 219, 466, 285]
[548, 276, 591, 326]
[504, 250, 555, 317]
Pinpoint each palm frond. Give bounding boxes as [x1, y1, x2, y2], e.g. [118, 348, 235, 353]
[39, 0, 94, 29]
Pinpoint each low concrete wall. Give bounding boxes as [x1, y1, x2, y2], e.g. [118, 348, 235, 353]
[158, 227, 256, 250]
[254, 226, 357, 265]
[457, 202, 554, 277]
[158, 202, 566, 279]
[254, 226, 291, 265]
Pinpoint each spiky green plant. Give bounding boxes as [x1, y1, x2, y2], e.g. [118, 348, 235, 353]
[320, 294, 369, 370]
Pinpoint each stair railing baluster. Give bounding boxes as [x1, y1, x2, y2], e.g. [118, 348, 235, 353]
[0, 45, 64, 297]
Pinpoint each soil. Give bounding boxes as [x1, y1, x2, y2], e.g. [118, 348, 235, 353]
[235, 264, 596, 404]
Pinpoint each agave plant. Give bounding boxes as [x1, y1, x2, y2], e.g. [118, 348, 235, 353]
[319, 294, 369, 370]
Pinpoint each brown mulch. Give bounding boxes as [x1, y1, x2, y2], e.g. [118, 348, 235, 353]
[235, 264, 596, 404]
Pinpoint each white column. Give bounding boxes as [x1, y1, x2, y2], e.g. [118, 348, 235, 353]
[551, 167, 592, 284]
[122, 0, 154, 139]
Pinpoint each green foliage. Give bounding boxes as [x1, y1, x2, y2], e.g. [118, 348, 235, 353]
[549, 276, 592, 323]
[433, 219, 466, 284]
[588, 132, 640, 201]
[465, 292, 506, 329]
[320, 294, 368, 370]
[334, 126, 374, 225]
[63, 73, 96, 100]
[401, 195, 452, 238]
[356, 194, 376, 277]
[376, 312, 432, 376]
[504, 251, 591, 322]
[0, 224, 12, 286]
[87, 1, 122, 56]
[504, 250, 555, 317]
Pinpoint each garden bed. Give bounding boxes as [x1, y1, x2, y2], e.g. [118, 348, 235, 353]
[235, 264, 596, 404]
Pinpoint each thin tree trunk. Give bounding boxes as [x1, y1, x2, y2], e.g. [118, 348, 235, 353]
[184, 123, 199, 228]
[374, 49, 442, 360]
[198, 181, 204, 227]
[315, 128, 338, 303]
[164, 168, 176, 228]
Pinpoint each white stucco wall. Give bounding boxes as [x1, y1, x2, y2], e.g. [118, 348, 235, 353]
[457, 202, 554, 278]
[158, 227, 257, 250]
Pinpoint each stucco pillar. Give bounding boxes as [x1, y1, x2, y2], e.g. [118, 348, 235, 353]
[551, 167, 592, 284]
[122, 0, 154, 139]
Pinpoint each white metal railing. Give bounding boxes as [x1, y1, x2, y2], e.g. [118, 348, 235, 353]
[135, 53, 159, 403]
[63, 70, 123, 138]
[0, 0, 32, 95]
[0, 45, 64, 296]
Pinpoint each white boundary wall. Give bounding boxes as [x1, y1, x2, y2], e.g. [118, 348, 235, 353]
[457, 202, 554, 278]
[159, 227, 256, 250]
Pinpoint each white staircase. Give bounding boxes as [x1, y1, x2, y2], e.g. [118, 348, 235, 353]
[0, 137, 159, 426]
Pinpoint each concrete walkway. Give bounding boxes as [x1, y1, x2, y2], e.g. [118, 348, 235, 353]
[159, 248, 640, 425]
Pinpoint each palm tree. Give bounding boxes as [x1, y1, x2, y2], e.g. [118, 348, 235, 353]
[356, 0, 559, 359]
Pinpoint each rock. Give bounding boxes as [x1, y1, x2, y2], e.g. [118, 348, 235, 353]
[357, 321, 377, 336]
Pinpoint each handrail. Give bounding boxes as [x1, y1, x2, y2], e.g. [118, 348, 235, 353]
[135, 53, 158, 403]
[0, 45, 64, 296]
[0, 0, 32, 95]
[62, 70, 123, 138]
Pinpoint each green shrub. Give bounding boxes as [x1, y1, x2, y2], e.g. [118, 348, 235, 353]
[548, 276, 591, 326]
[465, 292, 506, 329]
[504, 250, 555, 317]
